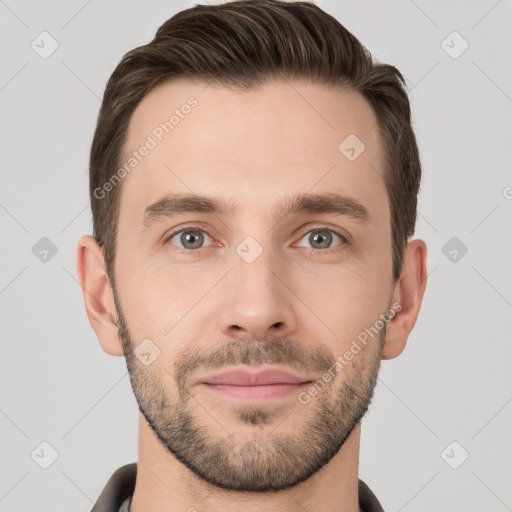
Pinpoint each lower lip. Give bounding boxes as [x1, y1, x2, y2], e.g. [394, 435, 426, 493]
[201, 382, 311, 401]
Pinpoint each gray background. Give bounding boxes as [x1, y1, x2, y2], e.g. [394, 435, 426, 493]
[1, 0, 511, 510]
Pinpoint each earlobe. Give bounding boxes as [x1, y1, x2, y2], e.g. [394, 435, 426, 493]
[76, 235, 124, 356]
[381, 239, 428, 360]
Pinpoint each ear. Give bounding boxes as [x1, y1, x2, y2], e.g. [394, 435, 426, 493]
[382, 239, 428, 360]
[76, 235, 124, 356]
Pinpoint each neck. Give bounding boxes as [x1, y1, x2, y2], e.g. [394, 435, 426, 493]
[130, 414, 363, 512]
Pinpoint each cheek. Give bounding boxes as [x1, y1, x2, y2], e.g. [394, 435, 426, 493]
[115, 254, 220, 349]
[290, 261, 389, 348]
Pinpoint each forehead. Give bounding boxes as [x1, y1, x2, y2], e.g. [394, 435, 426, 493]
[118, 78, 388, 226]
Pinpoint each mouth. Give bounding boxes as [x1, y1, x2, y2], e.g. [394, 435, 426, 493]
[197, 368, 313, 401]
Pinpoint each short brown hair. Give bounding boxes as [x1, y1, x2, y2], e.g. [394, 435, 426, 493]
[89, 0, 421, 284]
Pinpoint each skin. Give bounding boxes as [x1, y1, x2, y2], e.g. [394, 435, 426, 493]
[77, 78, 427, 512]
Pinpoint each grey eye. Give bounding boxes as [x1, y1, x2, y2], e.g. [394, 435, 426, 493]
[169, 230, 212, 250]
[297, 229, 342, 250]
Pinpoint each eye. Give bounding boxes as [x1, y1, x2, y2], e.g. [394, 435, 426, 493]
[295, 228, 345, 251]
[167, 228, 213, 251]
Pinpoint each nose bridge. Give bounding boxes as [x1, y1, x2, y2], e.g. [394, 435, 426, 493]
[218, 233, 296, 339]
[235, 236, 280, 294]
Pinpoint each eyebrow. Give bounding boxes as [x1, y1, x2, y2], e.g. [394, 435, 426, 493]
[141, 191, 370, 228]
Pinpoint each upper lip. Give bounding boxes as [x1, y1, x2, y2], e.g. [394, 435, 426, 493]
[199, 368, 313, 386]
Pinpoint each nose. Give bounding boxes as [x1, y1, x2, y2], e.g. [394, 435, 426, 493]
[217, 246, 297, 341]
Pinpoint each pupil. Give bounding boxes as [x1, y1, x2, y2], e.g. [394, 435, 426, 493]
[183, 231, 202, 249]
[312, 231, 331, 248]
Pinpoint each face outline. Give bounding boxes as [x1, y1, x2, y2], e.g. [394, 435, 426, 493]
[77, 78, 428, 494]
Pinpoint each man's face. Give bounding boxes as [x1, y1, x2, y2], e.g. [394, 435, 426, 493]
[112, 78, 394, 492]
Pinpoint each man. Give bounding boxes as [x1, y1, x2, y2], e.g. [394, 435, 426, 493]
[77, 1, 427, 510]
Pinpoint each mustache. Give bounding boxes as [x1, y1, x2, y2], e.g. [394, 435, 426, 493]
[174, 336, 336, 389]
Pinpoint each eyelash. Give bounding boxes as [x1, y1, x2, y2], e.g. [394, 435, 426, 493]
[164, 225, 347, 256]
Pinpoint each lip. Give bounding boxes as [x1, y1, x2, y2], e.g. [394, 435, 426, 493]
[200, 368, 313, 386]
[197, 368, 313, 401]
